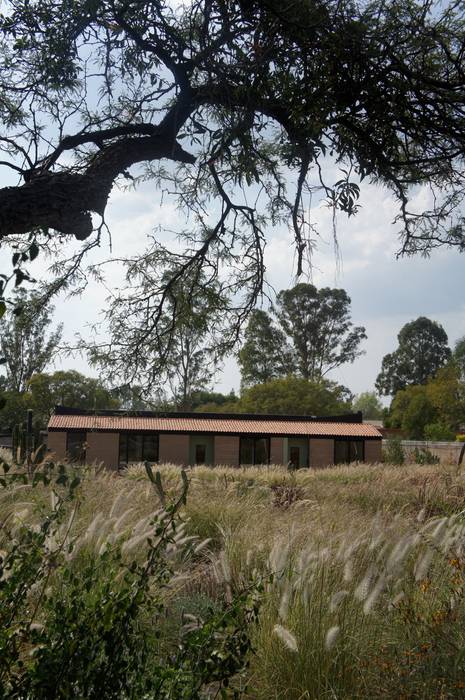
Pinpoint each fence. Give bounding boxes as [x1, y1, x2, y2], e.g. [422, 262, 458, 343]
[383, 439, 464, 465]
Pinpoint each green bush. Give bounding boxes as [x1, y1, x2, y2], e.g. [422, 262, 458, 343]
[412, 446, 440, 465]
[424, 422, 456, 441]
[0, 459, 261, 699]
[382, 437, 404, 465]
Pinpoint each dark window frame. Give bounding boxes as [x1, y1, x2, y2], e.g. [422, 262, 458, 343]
[66, 431, 87, 463]
[289, 445, 300, 469]
[119, 432, 159, 465]
[239, 436, 271, 466]
[334, 438, 365, 464]
[195, 443, 207, 465]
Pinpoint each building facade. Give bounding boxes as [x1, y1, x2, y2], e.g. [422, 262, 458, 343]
[47, 407, 382, 470]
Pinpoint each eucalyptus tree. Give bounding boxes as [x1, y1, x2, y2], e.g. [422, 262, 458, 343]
[454, 336, 465, 379]
[238, 310, 293, 387]
[376, 317, 451, 396]
[0, 0, 464, 387]
[0, 289, 63, 393]
[274, 283, 366, 381]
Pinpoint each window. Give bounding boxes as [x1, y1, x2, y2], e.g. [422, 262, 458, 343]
[67, 432, 87, 463]
[334, 439, 364, 464]
[289, 446, 300, 470]
[240, 438, 254, 465]
[119, 433, 159, 465]
[195, 444, 206, 465]
[240, 436, 270, 465]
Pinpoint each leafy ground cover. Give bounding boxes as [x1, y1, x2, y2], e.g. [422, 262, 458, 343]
[1, 456, 465, 698]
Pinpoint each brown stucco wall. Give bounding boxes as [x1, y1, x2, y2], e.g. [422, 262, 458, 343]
[86, 432, 119, 470]
[270, 437, 285, 465]
[214, 435, 240, 467]
[310, 438, 334, 468]
[47, 431, 67, 461]
[364, 440, 382, 463]
[159, 433, 190, 466]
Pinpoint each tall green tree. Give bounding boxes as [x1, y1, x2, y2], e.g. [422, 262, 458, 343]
[0, 289, 63, 393]
[387, 385, 436, 440]
[0, 0, 464, 390]
[0, 390, 31, 432]
[376, 317, 451, 396]
[274, 284, 366, 381]
[238, 310, 293, 387]
[89, 251, 227, 408]
[27, 371, 120, 427]
[454, 337, 465, 380]
[426, 365, 465, 433]
[385, 364, 465, 439]
[110, 384, 155, 411]
[353, 392, 384, 420]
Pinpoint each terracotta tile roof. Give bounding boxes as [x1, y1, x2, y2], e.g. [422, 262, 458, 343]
[48, 414, 381, 438]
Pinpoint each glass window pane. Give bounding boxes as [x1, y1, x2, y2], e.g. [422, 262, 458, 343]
[289, 446, 300, 469]
[67, 432, 86, 463]
[240, 438, 254, 465]
[127, 434, 143, 462]
[195, 444, 206, 464]
[350, 441, 363, 462]
[119, 434, 128, 465]
[254, 438, 268, 465]
[143, 435, 158, 462]
[334, 440, 349, 464]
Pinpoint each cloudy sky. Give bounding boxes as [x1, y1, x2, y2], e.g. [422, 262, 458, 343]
[2, 171, 464, 402]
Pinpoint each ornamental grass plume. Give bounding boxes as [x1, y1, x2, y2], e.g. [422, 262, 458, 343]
[329, 590, 349, 612]
[273, 624, 298, 652]
[325, 625, 340, 650]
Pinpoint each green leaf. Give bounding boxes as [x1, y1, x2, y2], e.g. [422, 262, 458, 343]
[29, 241, 39, 261]
[144, 461, 155, 483]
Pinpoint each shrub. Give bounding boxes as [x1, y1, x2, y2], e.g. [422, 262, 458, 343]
[412, 446, 440, 465]
[382, 437, 404, 465]
[0, 459, 261, 699]
[424, 422, 456, 441]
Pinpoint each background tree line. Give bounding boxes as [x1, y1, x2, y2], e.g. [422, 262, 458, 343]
[2, 287, 464, 438]
[1, 283, 368, 428]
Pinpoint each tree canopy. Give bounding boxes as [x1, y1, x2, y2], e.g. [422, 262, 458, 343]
[0, 0, 464, 382]
[238, 376, 352, 415]
[0, 369, 119, 430]
[385, 364, 465, 440]
[352, 391, 383, 420]
[238, 310, 292, 387]
[274, 283, 366, 381]
[376, 317, 451, 396]
[454, 337, 465, 379]
[0, 289, 63, 393]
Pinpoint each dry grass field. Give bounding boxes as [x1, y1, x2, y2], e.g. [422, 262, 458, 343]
[2, 458, 465, 698]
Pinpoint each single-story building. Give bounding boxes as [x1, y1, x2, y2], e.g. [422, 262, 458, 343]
[47, 406, 382, 470]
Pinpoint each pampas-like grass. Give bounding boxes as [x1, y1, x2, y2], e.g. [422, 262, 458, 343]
[273, 624, 298, 652]
[4, 461, 465, 699]
[325, 625, 340, 650]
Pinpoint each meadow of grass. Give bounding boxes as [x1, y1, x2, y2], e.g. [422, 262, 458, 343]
[2, 457, 465, 698]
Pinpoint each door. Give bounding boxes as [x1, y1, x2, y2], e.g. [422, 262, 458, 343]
[289, 446, 300, 469]
[195, 443, 207, 465]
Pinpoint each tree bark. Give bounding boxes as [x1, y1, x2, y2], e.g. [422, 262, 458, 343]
[0, 134, 195, 240]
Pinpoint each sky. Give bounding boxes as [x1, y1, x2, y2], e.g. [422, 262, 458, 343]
[0, 3, 463, 405]
[2, 173, 459, 404]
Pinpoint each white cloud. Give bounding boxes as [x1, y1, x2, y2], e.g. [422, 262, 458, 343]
[1, 176, 464, 401]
